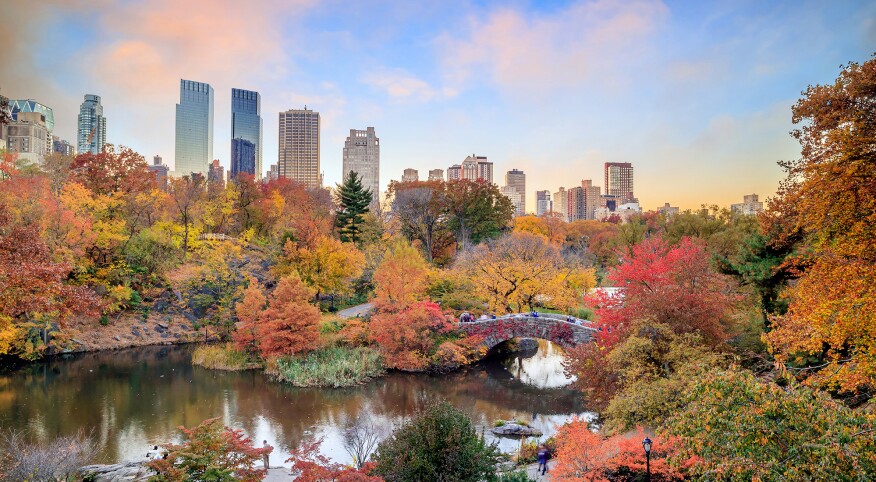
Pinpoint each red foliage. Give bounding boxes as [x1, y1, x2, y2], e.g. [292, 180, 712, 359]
[69, 145, 156, 196]
[256, 274, 321, 358]
[592, 236, 736, 347]
[368, 301, 455, 371]
[287, 438, 384, 482]
[553, 419, 687, 482]
[232, 278, 266, 354]
[0, 204, 99, 323]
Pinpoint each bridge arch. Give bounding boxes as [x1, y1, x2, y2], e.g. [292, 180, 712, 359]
[458, 314, 597, 351]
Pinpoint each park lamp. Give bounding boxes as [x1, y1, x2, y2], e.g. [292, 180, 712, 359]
[642, 437, 652, 455]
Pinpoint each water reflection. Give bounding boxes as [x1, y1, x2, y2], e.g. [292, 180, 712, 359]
[0, 343, 592, 466]
[500, 339, 576, 389]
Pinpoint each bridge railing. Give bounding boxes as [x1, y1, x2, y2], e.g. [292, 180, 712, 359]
[459, 312, 598, 331]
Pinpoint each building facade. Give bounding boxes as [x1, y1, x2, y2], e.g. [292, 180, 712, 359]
[459, 154, 493, 183]
[9, 99, 53, 153]
[659, 203, 680, 216]
[505, 169, 526, 215]
[278, 107, 320, 188]
[342, 127, 380, 203]
[581, 179, 601, 220]
[174, 80, 214, 176]
[731, 194, 764, 215]
[428, 169, 444, 181]
[267, 163, 279, 181]
[402, 168, 419, 182]
[500, 185, 524, 217]
[5, 111, 48, 164]
[536, 190, 552, 216]
[604, 162, 635, 204]
[208, 159, 225, 186]
[553, 187, 567, 219]
[77, 94, 107, 154]
[231, 138, 256, 179]
[231, 88, 261, 178]
[52, 136, 75, 156]
[447, 164, 462, 181]
[150, 155, 170, 190]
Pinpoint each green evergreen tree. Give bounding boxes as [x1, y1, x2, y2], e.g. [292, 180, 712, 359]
[334, 170, 373, 243]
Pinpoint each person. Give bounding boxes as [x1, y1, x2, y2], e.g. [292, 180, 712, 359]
[262, 440, 271, 469]
[536, 445, 549, 475]
[146, 445, 161, 460]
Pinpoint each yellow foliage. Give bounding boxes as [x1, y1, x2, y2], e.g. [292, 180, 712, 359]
[285, 235, 365, 298]
[0, 315, 19, 355]
[372, 239, 431, 312]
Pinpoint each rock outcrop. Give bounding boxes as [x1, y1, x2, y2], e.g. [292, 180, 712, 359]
[79, 462, 154, 481]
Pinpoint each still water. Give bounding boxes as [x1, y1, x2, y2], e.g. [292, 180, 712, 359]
[0, 340, 592, 466]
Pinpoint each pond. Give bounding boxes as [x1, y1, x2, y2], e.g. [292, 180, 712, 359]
[0, 340, 593, 466]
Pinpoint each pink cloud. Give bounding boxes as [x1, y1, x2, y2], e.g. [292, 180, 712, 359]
[438, 0, 669, 93]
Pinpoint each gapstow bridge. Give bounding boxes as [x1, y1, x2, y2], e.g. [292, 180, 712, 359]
[458, 313, 598, 351]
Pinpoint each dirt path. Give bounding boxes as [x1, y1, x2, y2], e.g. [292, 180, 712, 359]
[337, 302, 374, 319]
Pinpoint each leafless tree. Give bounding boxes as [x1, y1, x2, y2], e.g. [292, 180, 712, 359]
[0, 429, 97, 481]
[342, 414, 382, 469]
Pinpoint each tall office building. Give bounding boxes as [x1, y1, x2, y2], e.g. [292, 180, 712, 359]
[278, 107, 320, 188]
[447, 164, 462, 181]
[428, 169, 444, 181]
[150, 155, 170, 190]
[553, 187, 567, 220]
[604, 162, 635, 204]
[536, 190, 552, 216]
[4, 111, 48, 164]
[77, 94, 107, 154]
[231, 88, 261, 178]
[582, 180, 601, 220]
[500, 186, 524, 217]
[459, 154, 493, 183]
[9, 99, 53, 153]
[505, 169, 526, 215]
[342, 127, 380, 203]
[402, 168, 419, 182]
[174, 80, 214, 176]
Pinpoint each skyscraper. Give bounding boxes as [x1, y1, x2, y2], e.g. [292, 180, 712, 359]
[553, 187, 567, 220]
[231, 88, 261, 178]
[604, 162, 635, 204]
[9, 99, 53, 153]
[231, 138, 256, 178]
[175, 80, 214, 176]
[536, 190, 552, 216]
[582, 180, 601, 220]
[447, 164, 462, 181]
[460, 154, 493, 183]
[77, 94, 107, 154]
[4, 111, 48, 164]
[505, 169, 526, 215]
[150, 155, 170, 190]
[500, 186, 524, 217]
[342, 127, 380, 203]
[278, 107, 320, 188]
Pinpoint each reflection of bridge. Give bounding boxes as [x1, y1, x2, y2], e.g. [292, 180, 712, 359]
[458, 313, 598, 350]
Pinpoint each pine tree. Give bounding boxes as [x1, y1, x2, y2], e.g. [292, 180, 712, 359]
[334, 171, 372, 243]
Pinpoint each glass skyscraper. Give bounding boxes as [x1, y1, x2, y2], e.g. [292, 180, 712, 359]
[77, 94, 107, 154]
[231, 88, 262, 179]
[231, 138, 256, 178]
[174, 79, 214, 176]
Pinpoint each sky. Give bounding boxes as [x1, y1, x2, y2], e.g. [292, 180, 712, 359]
[1, 0, 874, 210]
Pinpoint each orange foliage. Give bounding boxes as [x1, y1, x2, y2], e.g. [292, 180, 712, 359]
[232, 278, 266, 354]
[553, 419, 686, 482]
[368, 301, 454, 371]
[287, 439, 383, 482]
[372, 240, 430, 312]
[256, 274, 320, 358]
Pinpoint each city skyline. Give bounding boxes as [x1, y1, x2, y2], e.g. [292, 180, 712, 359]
[1, 1, 873, 209]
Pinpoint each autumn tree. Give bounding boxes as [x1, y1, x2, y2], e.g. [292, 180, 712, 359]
[388, 180, 451, 262]
[665, 370, 876, 481]
[167, 175, 206, 255]
[553, 420, 686, 482]
[763, 56, 876, 393]
[233, 278, 266, 354]
[283, 234, 365, 302]
[257, 274, 321, 358]
[459, 232, 595, 313]
[69, 145, 155, 197]
[147, 418, 271, 482]
[368, 301, 455, 371]
[335, 170, 373, 244]
[371, 239, 431, 312]
[287, 438, 383, 482]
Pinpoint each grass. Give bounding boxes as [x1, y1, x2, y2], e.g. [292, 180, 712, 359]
[271, 345, 384, 388]
[192, 343, 262, 371]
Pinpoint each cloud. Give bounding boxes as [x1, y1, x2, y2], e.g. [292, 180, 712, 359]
[362, 68, 456, 101]
[437, 0, 669, 93]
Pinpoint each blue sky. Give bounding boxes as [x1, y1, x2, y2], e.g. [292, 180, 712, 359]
[2, 0, 874, 209]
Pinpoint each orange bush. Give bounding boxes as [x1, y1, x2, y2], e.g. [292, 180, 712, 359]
[368, 301, 453, 371]
[256, 274, 320, 358]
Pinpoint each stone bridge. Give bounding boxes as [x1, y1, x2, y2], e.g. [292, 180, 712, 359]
[458, 313, 598, 351]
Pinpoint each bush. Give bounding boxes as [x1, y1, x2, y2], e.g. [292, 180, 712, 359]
[372, 401, 502, 482]
[192, 343, 261, 371]
[271, 346, 384, 387]
[498, 471, 534, 482]
[0, 429, 97, 481]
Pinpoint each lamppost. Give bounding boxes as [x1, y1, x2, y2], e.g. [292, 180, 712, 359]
[642, 437, 652, 482]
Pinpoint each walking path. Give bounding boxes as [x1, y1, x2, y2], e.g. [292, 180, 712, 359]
[337, 302, 374, 319]
[262, 460, 555, 481]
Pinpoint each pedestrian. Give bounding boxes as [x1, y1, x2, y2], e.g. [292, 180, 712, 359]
[146, 445, 161, 460]
[537, 445, 549, 475]
[262, 440, 272, 469]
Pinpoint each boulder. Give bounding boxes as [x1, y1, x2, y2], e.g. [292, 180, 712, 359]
[491, 422, 543, 437]
[79, 462, 154, 481]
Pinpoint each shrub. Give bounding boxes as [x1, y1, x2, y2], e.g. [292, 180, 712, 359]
[372, 401, 501, 482]
[192, 343, 261, 371]
[0, 429, 97, 481]
[272, 346, 384, 387]
[498, 471, 534, 482]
